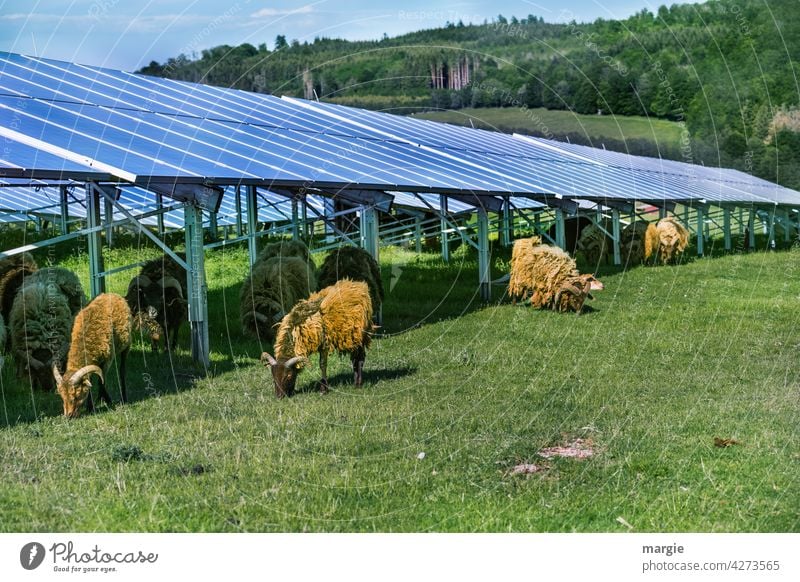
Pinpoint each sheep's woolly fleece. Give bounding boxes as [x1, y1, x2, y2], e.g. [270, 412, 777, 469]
[508, 236, 543, 301]
[63, 293, 132, 376]
[318, 246, 384, 310]
[620, 220, 651, 266]
[654, 217, 690, 264]
[274, 279, 373, 360]
[0, 252, 38, 323]
[23, 267, 86, 316]
[576, 222, 612, 266]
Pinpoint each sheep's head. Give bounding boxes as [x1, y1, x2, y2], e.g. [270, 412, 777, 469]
[21, 348, 57, 391]
[555, 274, 604, 314]
[261, 352, 308, 398]
[53, 363, 103, 418]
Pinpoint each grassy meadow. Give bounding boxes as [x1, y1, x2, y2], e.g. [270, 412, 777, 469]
[412, 107, 685, 150]
[0, 230, 798, 532]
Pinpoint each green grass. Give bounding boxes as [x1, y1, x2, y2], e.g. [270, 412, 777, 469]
[412, 107, 684, 150]
[0, 235, 798, 532]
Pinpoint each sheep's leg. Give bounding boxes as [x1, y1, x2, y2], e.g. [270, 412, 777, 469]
[352, 346, 366, 387]
[119, 348, 129, 404]
[318, 352, 329, 394]
[98, 377, 113, 407]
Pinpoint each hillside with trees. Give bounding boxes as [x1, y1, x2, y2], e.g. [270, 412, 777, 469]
[138, 0, 800, 189]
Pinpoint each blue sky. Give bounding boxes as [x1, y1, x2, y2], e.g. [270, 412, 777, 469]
[0, 0, 692, 71]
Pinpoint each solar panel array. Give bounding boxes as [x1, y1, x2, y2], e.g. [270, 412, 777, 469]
[0, 50, 798, 220]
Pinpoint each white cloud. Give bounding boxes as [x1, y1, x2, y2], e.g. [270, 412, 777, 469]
[250, 4, 314, 19]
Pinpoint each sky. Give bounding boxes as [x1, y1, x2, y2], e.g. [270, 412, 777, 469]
[0, 0, 695, 72]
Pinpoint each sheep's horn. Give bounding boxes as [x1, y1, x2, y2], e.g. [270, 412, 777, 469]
[158, 276, 184, 298]
[28, 356, 46, 372]
[284, 356, 308, 369]
[252, 311, 270, 324]
[261, 352, 277, 367]
[52, 362, 63, 385]
[131, 274, 152, 288]
[69, 365, 104, 386]
[272, 310, 285, 323]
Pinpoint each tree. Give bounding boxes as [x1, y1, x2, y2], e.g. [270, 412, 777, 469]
[274, 35, 288, 50]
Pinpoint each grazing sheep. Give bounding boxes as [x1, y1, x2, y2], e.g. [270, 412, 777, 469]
[240, 241, 317, 341]
[256, 239, 313, 266]
[508, 236, 543, 303]
[0, 252, 38, 335]
[139, 252, 186, 286]
[52, 293, 132, 418]
[546, 216, 593, 256]
[0, 314, 6, 371]
[125, 272, 187, 352]
[22, 267, 86, 315]
[509, 241, 604, 314]
[650, 217, 689, 264]
[261, 279, 374, 398]
[619, 221, 653, 266]
[317, 246, 383, 313]
[10, 282, 73, 391]
[576, 222, 612, 267]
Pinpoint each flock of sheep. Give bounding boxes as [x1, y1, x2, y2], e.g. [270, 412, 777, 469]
[0, 214, 689, 417]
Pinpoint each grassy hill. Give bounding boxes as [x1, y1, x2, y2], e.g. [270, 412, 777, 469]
[412, 107, 686, 157]
[0, 238, 797, 532]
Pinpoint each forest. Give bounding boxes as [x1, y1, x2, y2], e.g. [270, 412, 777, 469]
[138, 0, 800, 189]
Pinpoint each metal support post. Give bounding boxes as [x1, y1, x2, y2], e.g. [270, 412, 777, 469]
[245, 185, 258, 266]
[696, 206, 704, 256]
[501, 197, 512, 247]
[783, 209, 791, 244]
[291, 198, 300, 240]
[208, 210, 218, 242]
[477, 208, 490, 302]
[612, 209, 621, 266]
[59, 185, 69, 234]
[156, 193, 165, 236]
[234, 186, 243, 237]
[659, 206, 667, 219]
[415, 216, 422, 254]
[768, 210, 776, 250]
[104, 197, 114, 246]
[86, 183, 105, 297]
[440, 195, 449, 263]
[555, 208, 566, 250]
[748, 209, 756, 249]
[184, 204, 209, 368]
[723, 207, 731, 251]
[301, 196, 309, 239]
[360, 205, 381, 323]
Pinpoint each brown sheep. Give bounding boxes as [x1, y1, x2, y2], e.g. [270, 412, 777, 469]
[0, 252, 38, 338]
[509, 242, 604, 314]
[52, 293, 132, 418]
[261, 279, 374, 398]
[649, 217, 690, 264]
[620, 221, 652, 266]
[508, 236, 543, 303]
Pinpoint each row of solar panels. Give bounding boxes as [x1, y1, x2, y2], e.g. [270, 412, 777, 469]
[0, 51, 798, 209]
[0, 182, 487, 229]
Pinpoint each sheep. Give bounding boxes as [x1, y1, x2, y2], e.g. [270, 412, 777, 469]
[546, 216, 593, 256]
[22, 267, 86, 315]
[261, 279, 374, 398]
[317, 246, 383, 313]
[508, 236, 543, 303]
[240, 245, 317, 341]
[10, 281, 73, 391]
[509, 241, 604, 314]
[52, 293, 132, 418]
[650, 217, 690, 264]
[0, 252, 38, 337]
[125, 272, 187, 352]
[0, 314, 6, 371]
[619, 220, 652, 266]
[256, 239, 314, 267]
[576, 222, 612, 267]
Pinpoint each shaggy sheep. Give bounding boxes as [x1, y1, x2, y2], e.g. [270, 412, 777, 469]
[22, 267, 86, 315]
[546, 216, 593, 256]
[0, 314, 6, 371]
[52, 293, 132, 418]
[508, 236, 543, 303]
[261, 279, 374, 398]
[619, 220, 652, 266]
[240, 242, 317, 341]
[650, 217, 690, 264]
[509, 240, 604, 314]
[256, 239, 314, 266]
[10, 281, 73, 391]
[317, 246, 383, 313]
[576, 222, 612, 267]
[125, 272, 186, 352]
[0, 252, 38, 335]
